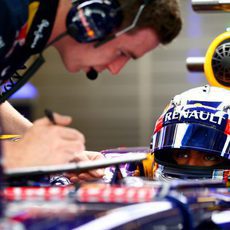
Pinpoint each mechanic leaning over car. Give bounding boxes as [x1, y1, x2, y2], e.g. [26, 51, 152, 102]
[0, 0, 182, 178]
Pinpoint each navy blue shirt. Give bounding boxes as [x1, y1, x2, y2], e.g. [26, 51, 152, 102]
[0, 0, 29, 61]
[0, 0, 59, 102]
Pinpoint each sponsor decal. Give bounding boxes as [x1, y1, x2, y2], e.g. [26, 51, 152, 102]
[31, 19, 49, 49]
[78, 8, 95, 38]
[164, 109, 226, 126]
[5, 23, 27, 58]
[17, 23, 27, 45]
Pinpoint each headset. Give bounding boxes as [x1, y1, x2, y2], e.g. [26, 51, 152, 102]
[65, 0, 151, 47]
[66, 0, 123, 44]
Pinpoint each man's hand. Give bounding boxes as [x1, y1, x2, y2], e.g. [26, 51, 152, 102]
[3, 113, 85, 169]
[66, 151, 105, 182]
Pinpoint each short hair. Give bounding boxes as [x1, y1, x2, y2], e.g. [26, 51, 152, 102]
[118, 0, 182, 44]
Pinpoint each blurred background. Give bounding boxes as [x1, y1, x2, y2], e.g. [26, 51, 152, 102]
[9, 1, 230, 150]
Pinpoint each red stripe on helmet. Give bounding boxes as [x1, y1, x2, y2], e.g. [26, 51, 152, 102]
[224, 119, 230, 135]
[154, 116, 163, 134]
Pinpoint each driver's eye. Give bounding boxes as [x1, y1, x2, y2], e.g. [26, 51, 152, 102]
[175, 152, 189, 159]
[203, 155, 220, 162]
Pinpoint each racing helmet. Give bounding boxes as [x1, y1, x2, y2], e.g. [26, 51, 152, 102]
[150, 85, 230, 181]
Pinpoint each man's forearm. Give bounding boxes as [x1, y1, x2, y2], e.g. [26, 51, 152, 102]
[0, 101, 32, 134]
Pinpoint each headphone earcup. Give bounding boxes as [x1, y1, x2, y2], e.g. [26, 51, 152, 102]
[66, 0, 123, 43]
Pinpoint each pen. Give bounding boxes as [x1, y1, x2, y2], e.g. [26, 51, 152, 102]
[0, 135, 21, 141]
[44, 109, 56, 124]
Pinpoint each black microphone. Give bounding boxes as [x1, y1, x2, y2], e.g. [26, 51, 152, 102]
[86, 68, 98, 80]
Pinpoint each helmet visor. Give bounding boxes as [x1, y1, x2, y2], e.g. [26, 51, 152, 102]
[152, 123, 230, 160]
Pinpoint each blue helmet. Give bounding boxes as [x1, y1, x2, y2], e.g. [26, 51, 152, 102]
[151, 85, 230, 181]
